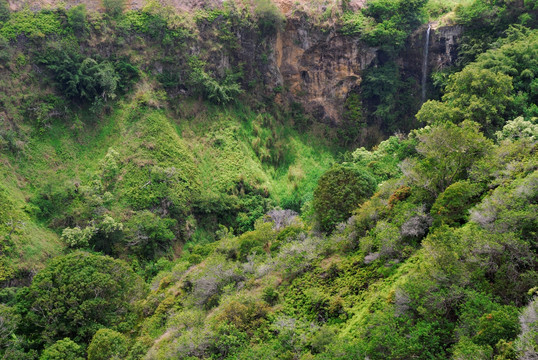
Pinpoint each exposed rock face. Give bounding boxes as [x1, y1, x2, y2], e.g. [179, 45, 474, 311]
[430, 24, 464, 70]
[269, 17, 377, 123]
[400, 23, 464, 99]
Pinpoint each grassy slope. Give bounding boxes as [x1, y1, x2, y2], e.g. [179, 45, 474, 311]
[0, 90, 336, 279]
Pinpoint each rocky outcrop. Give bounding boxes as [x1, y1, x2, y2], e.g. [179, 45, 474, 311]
[400, 23, 464, 99]
[268, 17, 377, 123]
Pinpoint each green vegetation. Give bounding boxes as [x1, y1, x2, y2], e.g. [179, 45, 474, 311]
[0, 1, 536, 359]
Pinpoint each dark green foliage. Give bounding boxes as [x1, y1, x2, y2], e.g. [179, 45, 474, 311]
[39, 45, 122, 106]
[361, 62, 418, 133]
[455, 0, 537, 66]
[17, 252, 145, 345]
[0, 0, 10, 23]
[67, 5, 87, 36]
[473, 307, 521, 348]
[125, 211, 177, 259]
[87, 329, 128, 360]
[188, 57, 243, 104]
[338, 93, 366, 147]
[40, 338, 84, 360]
[313, 164, 377, 232]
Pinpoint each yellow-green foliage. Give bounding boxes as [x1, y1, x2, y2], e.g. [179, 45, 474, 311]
[0, 9, 67, 40]
[120, 108, 200, 212]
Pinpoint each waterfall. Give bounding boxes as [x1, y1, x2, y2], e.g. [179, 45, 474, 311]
[421, 24, 431, 104]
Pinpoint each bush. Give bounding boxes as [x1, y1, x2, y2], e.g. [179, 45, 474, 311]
[0, 9, 65, 40]
[87, 329, 128, 360]
[124, 211, 177, 259]
[187, 57, 243, 104]
[40, 338, 84, 360]
[40, 44, 121, 105]
[313, 164, 377, 232]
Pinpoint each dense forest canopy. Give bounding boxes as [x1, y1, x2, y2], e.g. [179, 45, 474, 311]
[0, 0, 536, 359]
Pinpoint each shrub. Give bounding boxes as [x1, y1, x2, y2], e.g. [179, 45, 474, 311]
[0, 9, 65, 40]
[61, 225, 96, 248]
[40, 45, 121, 105]
[313, 164, 377, 232]
[124, 211, 177, 259]
[187, 57, 243, 104]
[254, 0, 284, 36]
[495, 116, 538, 143]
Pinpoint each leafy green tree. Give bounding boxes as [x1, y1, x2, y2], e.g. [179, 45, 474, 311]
[402, 121, 493, 195]
[87, 329, 128, 360]
[444, 67, 514, 133]
[313, 164, 377, 232]
[40, 338, 84, 360]
[417, 68, 513, 134]
[18, 252, 145, 345]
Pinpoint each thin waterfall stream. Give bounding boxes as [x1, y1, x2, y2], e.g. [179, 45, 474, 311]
[421, 24, 431, 103]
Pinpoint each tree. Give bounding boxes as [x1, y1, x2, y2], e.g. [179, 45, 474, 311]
[417, 67, 514, 135]
[430, 180, 483, 227]
[40, 338, 84, 360]
[313, 164, 377, 232]
[18, 252, 145, 345]
[87, 329, 128, 360]
[495, 116, 538, 143]
[402, 120, 493, 195]
[444, 67, 514, 133]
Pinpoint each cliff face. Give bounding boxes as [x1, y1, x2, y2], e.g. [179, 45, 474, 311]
[264, 20, 463, 124]
[400, 23, 464, 98]
[269, 17, 377, 123]
[5, 0, 463, 124]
